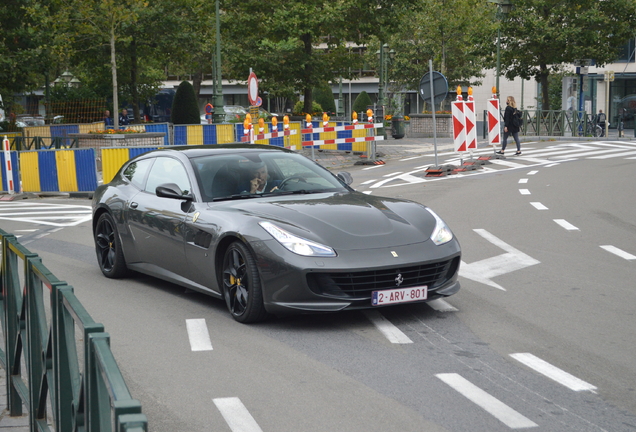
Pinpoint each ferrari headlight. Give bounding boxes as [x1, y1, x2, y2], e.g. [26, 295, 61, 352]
[426, 208, 453, 245]
[259, 222, 336, 257]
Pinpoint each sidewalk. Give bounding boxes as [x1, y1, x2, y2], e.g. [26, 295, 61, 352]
[0, 373, 29, 431]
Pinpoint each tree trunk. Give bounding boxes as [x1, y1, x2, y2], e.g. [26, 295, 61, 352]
[130, 38, 140, 122]
[193, 71, 203, 99]
[111, 24, 119, 129]
[539, 63, 550, 111]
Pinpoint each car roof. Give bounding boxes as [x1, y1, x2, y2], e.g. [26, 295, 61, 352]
[141, 144, 294, 159]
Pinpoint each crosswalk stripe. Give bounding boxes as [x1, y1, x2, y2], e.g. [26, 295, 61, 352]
[600, 245, 636, 260]
[588, 150, 636, 159]
[186, 319, 213, 351]
[436, 373, 538, 429]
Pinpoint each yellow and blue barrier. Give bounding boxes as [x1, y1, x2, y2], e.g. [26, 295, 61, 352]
[173, 124, 235, 145]
[19, 148, 98, 193]
[101, 147, 159, 184]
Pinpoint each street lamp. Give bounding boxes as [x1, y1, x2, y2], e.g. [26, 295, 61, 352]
[487, 0, 512, 95]
[376, 43, 396, 114]
[212, 0, 225, 123]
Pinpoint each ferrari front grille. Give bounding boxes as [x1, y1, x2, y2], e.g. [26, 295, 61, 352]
[307, 256, 460, 299]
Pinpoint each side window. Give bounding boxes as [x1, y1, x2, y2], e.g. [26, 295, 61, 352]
[144, 157, 191, 195]
[123, 158, 153, 189]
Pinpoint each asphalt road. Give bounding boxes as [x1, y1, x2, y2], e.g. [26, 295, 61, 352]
[3, 139, 636, 431]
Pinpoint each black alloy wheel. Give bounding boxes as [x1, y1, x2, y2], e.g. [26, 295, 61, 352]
[94, 213, 129, 278]
[222, 241, 267, 323]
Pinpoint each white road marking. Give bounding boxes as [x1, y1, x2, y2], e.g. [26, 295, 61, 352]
[186, 319, 213, 351]
[383, 171, 403, 177]
[544, 163, 560, 168]
[554, 219, 579, 231]
[363, 310, 413, 344]
[460, 229, 540, 291]
[399, 156, 424, 161]
[362, 190, 373, 195]
[489, 159, 528, 169]
[0, 202, 92, 227]
[527, 170, 538, 175]
[427, 299, 458, 312]
[360, 179, 376, 185]
[510, 353, 597, 393]
[15, 229, 39, 232]
[530, 202, 548, 210]
[589, 150, 636, 159]
[518, 178, 528, 184]
[436, 373, 538, 429]
[213, 397, 263, 432]
[362, 165, 384, 170]
[600, 245, 636, 260]
[519, 189, 531, 195]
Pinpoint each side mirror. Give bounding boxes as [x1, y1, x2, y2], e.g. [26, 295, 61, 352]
[156, 183, 193, 201]
[336, 171, 353, 185]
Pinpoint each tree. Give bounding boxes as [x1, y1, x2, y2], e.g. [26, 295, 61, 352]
[380, 0, 493, 95]
[171, 81, 200, 124]
[222, 0, 418, 114]
[352, 91, 373, 116]
[313, 84, 337, 115]
[498, 0, 636, 110]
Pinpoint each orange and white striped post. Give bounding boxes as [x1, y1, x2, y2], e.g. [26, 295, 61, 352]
[452, 86, 467, 153]
[3, 136, 14, 194]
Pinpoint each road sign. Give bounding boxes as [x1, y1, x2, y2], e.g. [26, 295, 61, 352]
[419, 71, 448, 104]
[247, 71, 259, 106]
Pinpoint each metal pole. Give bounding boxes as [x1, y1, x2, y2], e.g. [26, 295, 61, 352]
[429, 60, 438, 167]
[213, 0, 225, 123]
[496, 27, 500, 98]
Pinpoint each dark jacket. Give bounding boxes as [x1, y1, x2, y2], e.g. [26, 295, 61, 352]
[503, 105, 520, 134]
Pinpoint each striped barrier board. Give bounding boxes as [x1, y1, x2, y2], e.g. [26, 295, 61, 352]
[0, 150, 20, 193]
[301, 123, 383, 134]
[241, 129, 297, 142]
[302, 135, 384, 147]
[488, 96, 501, 146]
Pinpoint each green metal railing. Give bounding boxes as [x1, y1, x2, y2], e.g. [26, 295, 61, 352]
[5, 136, 79, 151]
[483, 110, 599, 138]
[0, 229, 148, 431]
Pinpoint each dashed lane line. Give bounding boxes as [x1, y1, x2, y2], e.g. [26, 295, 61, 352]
[553, 219, 579, 231]
[186, 319, 213, 351]
[510, 353, 597, 393]
[529, 202, 548, 210]
[363, 310, 413, 344]
[600, 245, 636, 260]
[436, 373, 538, 429]
[213, 397, 263, 432]
[519, 189, 531, 195]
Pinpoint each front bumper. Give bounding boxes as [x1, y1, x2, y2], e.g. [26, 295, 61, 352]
[252, 238, 461, 316]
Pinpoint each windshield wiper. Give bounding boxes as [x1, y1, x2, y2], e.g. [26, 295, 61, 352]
[211, 193, 260, 202]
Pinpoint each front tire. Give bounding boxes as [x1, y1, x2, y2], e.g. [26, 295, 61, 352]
[222, 241, 267, 323]
[94, 212, 129, 278]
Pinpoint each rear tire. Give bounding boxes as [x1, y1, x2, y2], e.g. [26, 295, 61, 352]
[222, 241, 267, 323]
[94, 212, 129, 278]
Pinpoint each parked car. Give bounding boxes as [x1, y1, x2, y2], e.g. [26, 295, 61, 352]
[200, 105, 248, 124]
[92, 145, 461, 323]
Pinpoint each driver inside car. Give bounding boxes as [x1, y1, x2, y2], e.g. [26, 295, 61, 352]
[245, 162, 280, 194]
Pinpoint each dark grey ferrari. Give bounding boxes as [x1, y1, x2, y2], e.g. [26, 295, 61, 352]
[92, 144, 461, 323]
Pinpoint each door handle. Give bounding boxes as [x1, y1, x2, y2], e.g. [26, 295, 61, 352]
[130, 202, 138, 209]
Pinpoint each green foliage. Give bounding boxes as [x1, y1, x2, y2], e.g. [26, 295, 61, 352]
[352, 91, 373, 116]
[498, 0, 636, 109]
[293, 100, 323, 115]
[313, 85, 336, 114]
[171, 81, 200, 124]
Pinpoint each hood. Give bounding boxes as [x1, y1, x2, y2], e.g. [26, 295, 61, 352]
[214, 192, 438, 250]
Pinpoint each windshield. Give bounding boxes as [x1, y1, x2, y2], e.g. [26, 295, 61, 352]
[191, 151, 350, 202]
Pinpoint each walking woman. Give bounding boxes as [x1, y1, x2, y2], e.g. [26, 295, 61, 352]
[497, 96, 522, 156]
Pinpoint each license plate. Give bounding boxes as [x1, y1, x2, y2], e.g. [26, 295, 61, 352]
[371, 286, 428, 306]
